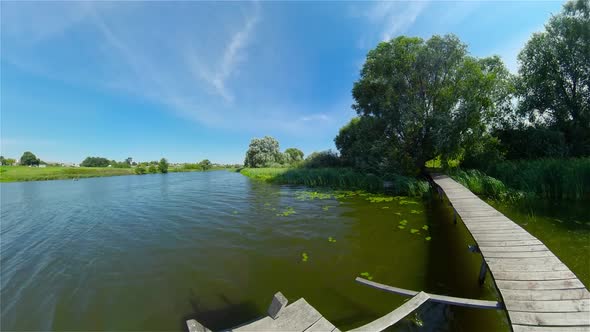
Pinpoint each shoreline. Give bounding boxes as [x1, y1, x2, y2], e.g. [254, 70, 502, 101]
[0, 166, 235, 183]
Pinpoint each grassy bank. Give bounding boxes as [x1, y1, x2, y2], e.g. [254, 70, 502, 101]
[0, 166, 134, 182]
[450, 158, 590, 200]
[240, 167, 429, 196]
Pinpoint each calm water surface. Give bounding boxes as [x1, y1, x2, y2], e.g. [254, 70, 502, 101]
[1, 171, 508, 331]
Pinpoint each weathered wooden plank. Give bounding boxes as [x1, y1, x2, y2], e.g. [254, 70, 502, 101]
[233, 298, 322, 331]
[479, 245, 548, 253]
[512, 324, 590, 332]
[500, 288, 590, 301]
[504, 298, 590, 313]
[486, 262, 569, 272]
[509, 311, 590, 326]
[493, 270, 578, 281]
[355, 278, 502, 309]
[484, 257, 562, 265]
[483, 251, 554, 259]
[348, 292, 430, 331]
[473, 234, 536, 241]
[477, 240, 544, 247]
[304, 317, 336, 332]
[496, 279, 586, 290]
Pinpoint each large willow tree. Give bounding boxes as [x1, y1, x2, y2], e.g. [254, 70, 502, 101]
[338, 34, 512, 175]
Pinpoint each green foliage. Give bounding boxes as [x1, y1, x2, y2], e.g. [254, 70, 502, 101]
[147, 164, 158, 174]
[134, 166, 147, 175]
[20, 151, 40, 166]
[450, 169, 511, 199]
[486, 158, 590, 200]
[303, 150, 341, 168]
[244, 136, 282, 168]
[517, 0, 590, 157]
[240, 167, 429, 196]
[158, 158, 169, 173]
[198, 159, 212, 170]
[301, 252, 309, 262]
[349, 35, 513, 174]
[81, 156, 110, 167]
[0, 166, 133, 182]
[495, 127, 567, 160]
[284, 148, 304, 163]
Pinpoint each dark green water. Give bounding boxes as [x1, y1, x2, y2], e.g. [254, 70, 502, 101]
[1, 171, 508, 331]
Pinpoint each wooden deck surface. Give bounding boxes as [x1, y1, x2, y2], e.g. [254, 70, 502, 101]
[432, 174, 590, 331]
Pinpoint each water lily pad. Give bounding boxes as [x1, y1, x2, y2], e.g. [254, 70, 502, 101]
[395, 212, 402, 216]
[277, 207, 296, 217]
[381, 206, 390, 209]
[410, 229, 419, 234]
[425, 236, 432, 241]
[399, 200, 418, 205]
[398, 225, 405, 230]
[410, 209, 423, 214]
[328, 237, 337, 243]
[360, 272, 373, 280]
[421, 225, 429, 231]
[301, 253, 309, 262]
[399, 220, 408, 225]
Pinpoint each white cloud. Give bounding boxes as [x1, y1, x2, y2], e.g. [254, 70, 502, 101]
[299, 114, 330, 122]
[361, 1, 429, 42]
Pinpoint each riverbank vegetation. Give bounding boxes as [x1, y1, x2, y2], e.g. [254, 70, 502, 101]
[239, 1, 589, 201]
[0, 166, 135, 182]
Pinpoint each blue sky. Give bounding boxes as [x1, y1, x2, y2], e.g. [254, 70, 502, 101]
[1, 1, 563, 164]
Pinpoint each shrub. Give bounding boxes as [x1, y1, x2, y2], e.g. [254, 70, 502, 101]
[303, 150, 341, 168]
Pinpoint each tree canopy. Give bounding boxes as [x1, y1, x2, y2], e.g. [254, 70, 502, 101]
[20, 151, 40, 166]
[244, 136, 282, 168]
[159, 158, 169, 173]
[517, 0, 590, 156]
[81, 156, 110, 167]
[343, 34, 512, 174]
[198, 159, 212, 170]
[284, 148, 304, 163]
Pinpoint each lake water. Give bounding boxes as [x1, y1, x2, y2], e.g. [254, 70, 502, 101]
[1, 171, 509, 331]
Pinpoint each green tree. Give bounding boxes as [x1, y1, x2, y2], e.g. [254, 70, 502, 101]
[125, 157, 133, 165]
[158, 158, 169, 173]
[148, 164, 158, 173]
[198, 159, 212, 170]
[20, 151, 40, 166]
[335, 116, 388, 172]
[0, 156, 4, 165]
[349, 35, 512, 174]
[244, 136, 282, 168]
[284, 148, 304, 164]
[135, 166, 147, 175]
[80, 156, 110, 167]
[517, 0, 590, 156]
[5, 158, 16, 166]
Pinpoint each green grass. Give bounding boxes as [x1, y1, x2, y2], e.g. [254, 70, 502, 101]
[239, 167, 429, 196]
[0, 166, 135, 182]
[450, 157, 590, 200]
[486, 158, 590, 200]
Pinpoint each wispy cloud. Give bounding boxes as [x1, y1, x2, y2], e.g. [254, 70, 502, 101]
[360, 1, 429, 42]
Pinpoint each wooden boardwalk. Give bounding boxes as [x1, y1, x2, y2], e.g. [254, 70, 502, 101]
[432, 174, 590, 331]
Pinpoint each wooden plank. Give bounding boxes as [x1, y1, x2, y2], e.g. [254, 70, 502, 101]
[493, 270, 578, 281]
[233, 298, 322, 331]
[355, 278, 502, 309]
[477, 240, 544, 247]
[186, 320, 211, 332]
[483, 251, 554, 258]
[496, 279, 586, 290]
[509, 311, 590, 326]
[484, 257, 563, 265]
[348, 292, 430, 331]
[486, 262, 569, 272]
[473, 234, 536, 241]
[504, 299, 590, 312]
[513, 324, 590, 332]
[479, 245, 548, 253]
[500, 288, 590, 301]
[304, 317, 336, 332]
